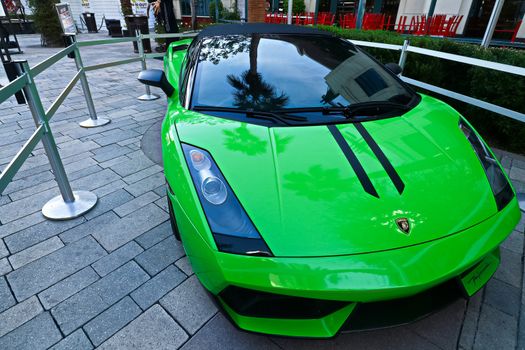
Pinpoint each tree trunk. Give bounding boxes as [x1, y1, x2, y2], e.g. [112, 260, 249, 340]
[191, 0, 197, 29]
[247, 0, 266, 22]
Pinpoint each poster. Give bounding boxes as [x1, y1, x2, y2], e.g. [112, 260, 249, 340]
[55, 3, 76, 34]
[0, 2, 5, 17]
[131, 0, 148, 16]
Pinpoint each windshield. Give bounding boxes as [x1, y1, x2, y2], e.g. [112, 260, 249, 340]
[190, 34, 416, 125]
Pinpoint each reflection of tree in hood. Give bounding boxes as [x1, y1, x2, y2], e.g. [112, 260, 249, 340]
[226, 34, 288, 111]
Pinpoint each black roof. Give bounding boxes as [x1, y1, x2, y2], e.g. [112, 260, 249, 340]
[196, 23, 334, 39]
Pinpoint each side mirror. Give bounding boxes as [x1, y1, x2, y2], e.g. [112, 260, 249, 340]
[385, 63, 403, 75]
[138, 69, 175, 97]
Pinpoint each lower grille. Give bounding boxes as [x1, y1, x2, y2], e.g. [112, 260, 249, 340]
[219, 286, 348, 319]
[341, 279, 465, 331]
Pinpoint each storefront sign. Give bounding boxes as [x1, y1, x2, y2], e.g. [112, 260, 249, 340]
[56, 3, 76, 35]
[131, 0, 148, 16]
[81, 0, 90, 13]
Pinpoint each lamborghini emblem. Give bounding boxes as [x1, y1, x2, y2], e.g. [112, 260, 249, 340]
[396, 218, 410, 234]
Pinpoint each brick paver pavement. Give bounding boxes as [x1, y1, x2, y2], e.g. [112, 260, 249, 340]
[0, 32, 524, 350]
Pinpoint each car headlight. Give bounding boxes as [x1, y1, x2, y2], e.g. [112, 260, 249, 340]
[182, 143, 273, 256]
[459, 118, 514, 211]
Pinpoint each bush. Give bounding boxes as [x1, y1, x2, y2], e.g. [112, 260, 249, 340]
[209, 1, 224, 22]
[27, 0, 63, 47]
[319, 26, 525, 154]
[120, 0, 133, 17]
[283, 0, 306, 15]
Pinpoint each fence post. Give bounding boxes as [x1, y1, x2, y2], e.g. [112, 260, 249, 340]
[136, 31, 160, 101]
[398, 39, 410, 70]
[13, 60, 97, 220]
[65, 35, 111, 128]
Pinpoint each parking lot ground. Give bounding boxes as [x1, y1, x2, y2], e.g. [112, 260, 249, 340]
[0, 32, 524, 350]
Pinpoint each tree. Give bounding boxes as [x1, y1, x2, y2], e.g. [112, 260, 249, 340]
[120, 0, 133, 16]
[27, 0, 63, 47]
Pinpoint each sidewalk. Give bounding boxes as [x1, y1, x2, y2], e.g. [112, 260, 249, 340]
[0, 32, 524, 350]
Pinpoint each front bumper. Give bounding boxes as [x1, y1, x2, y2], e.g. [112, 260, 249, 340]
[169, 190, 520, 337]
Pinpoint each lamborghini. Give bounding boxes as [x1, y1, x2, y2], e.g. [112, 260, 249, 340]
[138, 23, 521, 337]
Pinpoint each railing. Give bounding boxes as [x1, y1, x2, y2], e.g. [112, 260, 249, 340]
[0, 30, 524, 221]
[350, 38, 525, 124]
[0, 31, 197, 220]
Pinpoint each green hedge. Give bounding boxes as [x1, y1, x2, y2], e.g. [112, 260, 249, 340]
[319, 26, 525, 154]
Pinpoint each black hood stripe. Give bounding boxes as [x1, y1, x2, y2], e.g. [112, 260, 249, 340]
[327, 125, 379, 198]
[354, 123, 405, 195]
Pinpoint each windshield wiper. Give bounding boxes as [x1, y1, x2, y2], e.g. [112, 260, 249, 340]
[274, 101, 410, 119]
[192, 106, 307, 125]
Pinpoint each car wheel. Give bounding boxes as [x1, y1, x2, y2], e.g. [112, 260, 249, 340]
[167, 196, 181, 241]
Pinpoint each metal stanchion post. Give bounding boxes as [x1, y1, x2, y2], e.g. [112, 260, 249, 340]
[14, 60, 97, 220]
[64, 35, 110, 128]
[137, 31, 160, 101]
[398, 39, 410, 70]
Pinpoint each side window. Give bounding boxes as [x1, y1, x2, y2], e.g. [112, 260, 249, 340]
[179, 41, 199, 107]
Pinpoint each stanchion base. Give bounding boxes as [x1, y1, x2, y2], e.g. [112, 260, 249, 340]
[42, 191, 98, 220]
[79, 118, 111, 128]
[518, 193, 525, 212]
[138, 93, 160, 101]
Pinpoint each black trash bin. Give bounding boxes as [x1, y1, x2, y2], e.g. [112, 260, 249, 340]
[125, 15, 151, 53]
[83, 13, 98, 33]
[105, 19, 123, 37]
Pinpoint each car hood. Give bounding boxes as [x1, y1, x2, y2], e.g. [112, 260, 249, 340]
[175, 95, 497, 257]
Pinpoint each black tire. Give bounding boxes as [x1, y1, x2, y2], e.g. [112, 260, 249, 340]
[167, 196, 181, 241]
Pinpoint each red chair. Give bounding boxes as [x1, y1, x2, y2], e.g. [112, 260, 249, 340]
[339, 13, 356, 29]
[429, 14, 447, 36]
[512, 20, 523, 42]
[396, 16, 408, 33]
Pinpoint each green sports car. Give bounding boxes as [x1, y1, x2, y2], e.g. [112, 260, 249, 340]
[138, 24, 521, 337]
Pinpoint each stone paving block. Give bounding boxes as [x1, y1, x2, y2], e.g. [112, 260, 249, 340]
[71, 168, 121, 191]
[0, 188, 58, 224]
[160, 275, 217, 335]
[38, 267, 100, 310]
[0, 239, 7, 259]
[7, 236, 106, 301]
[135, 221, 172, 249]
[494, 247, 523, 289]
[181, 313, 280, 350]
[92, 203, 167, 252]
[135, 236, 185, 276]
[501, 230, 524, 255]
[114, 191, 160, 217]
[8, 236, 64, 270]
[109, 153, 154, 177]
[84, 296, 141, 346]
[59, 211, 118, 244]
[175, 256, 193, 276]
[0, 312, 62, 350]
[83, 188, 134, 220]
[92, 144, 131, 163]
[91, 178, 127, 197]
[0, 212, 46, 240]
[49, 329, 93, 350]
[98, 155, 129, 169]
[0, 276, 15, 313]
[0, 296, 42, 337]
[95, 129, 140, 147]
[125, 172, 165, 197]
[474, 303, 517, 350]
[51, 261, 148, 335]
[91, 241, 144, 277]
[97, 305, 189, 350]
[3, 170, 55, 195]
[154, 197, 169, 212]
[0, 258, 12, 276]
[458, 290, 483, 350]
[131, 265, 186, 310]
[484, 278, 521, 317]
[4, 216, 85, 254]
[122, 164, 163, 185]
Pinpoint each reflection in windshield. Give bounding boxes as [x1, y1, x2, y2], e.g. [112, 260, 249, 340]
[192, 34, 414, 114]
